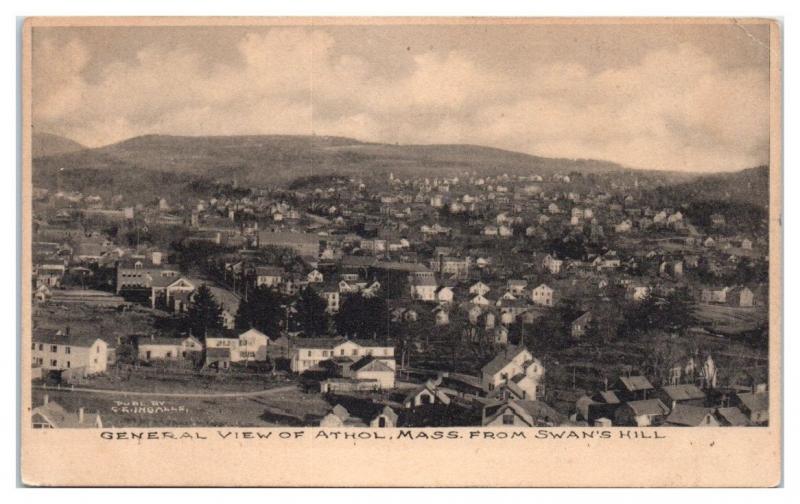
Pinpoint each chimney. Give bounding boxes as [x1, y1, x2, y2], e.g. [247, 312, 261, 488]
[43, 394, 49, 406]
[78, 407, 85, 424]
[65, 326, 70, 337]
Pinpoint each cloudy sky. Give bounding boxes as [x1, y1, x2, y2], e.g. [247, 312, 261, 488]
[32, 21, 772, 172]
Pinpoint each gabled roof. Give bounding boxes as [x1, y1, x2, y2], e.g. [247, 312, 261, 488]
[138, 336, 186, 346]
[716, 407, 751, 426]
[206, 347, 231, 359]
[351, 356, 394, 373]
[660, 384, 706, 402]
[617, 375, 654, 392]
[255, 266, 285, 276]
[737, 391, 768, 413]
[411, 276, 438, 287]
[32, 328, 102, 348]
[405, 381, 451, 405]
[350, 339, 394, 348]
[572, 311, 592, 325]
[374, 405, 399, 424]
[32, 400, 101, 428]
[625, 399, 670, 416]
[666, 404, 715, 426]
[481, 345, 530, 377]
[484, 399, 564, 426]
[291, 336, 347, 349]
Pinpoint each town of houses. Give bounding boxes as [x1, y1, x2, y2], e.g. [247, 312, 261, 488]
[29, 168, 769, 429]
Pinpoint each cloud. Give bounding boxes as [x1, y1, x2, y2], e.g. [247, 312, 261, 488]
[32, 29, 769, 172]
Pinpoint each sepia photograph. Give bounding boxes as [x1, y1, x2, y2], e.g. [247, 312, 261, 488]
[19, 16, 782, 487]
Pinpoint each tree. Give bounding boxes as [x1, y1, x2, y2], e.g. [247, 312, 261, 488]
[584, 302, 624, 346]
[235, 286, 286, 336]
[658, 288, 697, 333]
[185, 285, 222, 340]
[294, 287, 328, 336]
[335, 293, 389, 339]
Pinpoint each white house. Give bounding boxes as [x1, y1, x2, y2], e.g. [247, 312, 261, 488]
[410, 276, 438, 302]
[403, 379, 451, 408]
[138, 335, 203, 362]
[482, 399, 563, 427]
[435, 286, 454, 304]
[471, 294, 491, 306]
[351, 357, 396, 389]
[542, 254, 563, 274]
[31, 328, 108, 375]
[205, 328, 270, 363]
[480, 346, 545, 399]
[469, 281, 491, 296]
[507, 279, 527, 295]
[237, 328, 270, 362]
[254, 266, 284, 287]
[290, 338, 395, 374]
[626, 285, 651, 301]
[531, 283, 555, 307]
[306, 269, 324, 283]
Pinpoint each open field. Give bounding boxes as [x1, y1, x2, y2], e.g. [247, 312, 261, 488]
[68, 365, 292, 394]
[32, 384, 333, 428]
[33, 304, 162, 341]
[694, 304, 767, 335]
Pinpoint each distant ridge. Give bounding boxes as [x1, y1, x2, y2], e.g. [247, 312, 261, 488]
[34, 133, 632, 187]
[32, 132, 85, 158]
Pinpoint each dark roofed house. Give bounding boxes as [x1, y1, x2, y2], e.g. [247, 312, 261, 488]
[370, 405, 399, 428]
[614, 399, 670, 427]
[587, 390, 622, 424]
[665, 404, 719, 427]
[715, 407, 752, 426]
[349, 356, 396, 389]
[735, 391, 769, 425]
[404, 379, 451, 409]
[482, 399, 565, 427]
[656, 384, 707, 410]
[319, 404, 367, 427]
[614, 375, 655, 402]
[205, 347, 231, 370]
[32, 395, 102, 429]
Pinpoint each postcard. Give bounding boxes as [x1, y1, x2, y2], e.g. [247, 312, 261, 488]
[20, 17, 781, 487]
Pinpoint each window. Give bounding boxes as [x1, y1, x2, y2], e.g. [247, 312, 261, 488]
[93, 359, 98, 364]
[502, 413, 515, 425]
[307, 351, 312, 357]
[65, 347, 71, 354]
[97, 346, 101, 353]
[340, 349, 345, 356]
[31, 343, 35, 350]
[322, 351, 328, 357]
[50, 345, 58, 353]
[166, 352, 172, 359]
[50, 360, 57, 367]
[66, 361, 71, 368]
[352, 349, 358, 356]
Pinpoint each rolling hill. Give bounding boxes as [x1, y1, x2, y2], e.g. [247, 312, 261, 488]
[33, 134, 767, 211]
[32, 132, 85, 158]
[33, 134, 632, 189]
